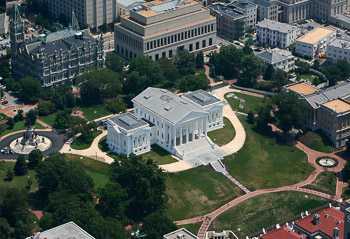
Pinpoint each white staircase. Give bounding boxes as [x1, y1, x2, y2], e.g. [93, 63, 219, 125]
[210, 160, 228, 174]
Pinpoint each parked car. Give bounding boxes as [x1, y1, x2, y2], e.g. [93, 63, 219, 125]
[2, 100, 8, 105]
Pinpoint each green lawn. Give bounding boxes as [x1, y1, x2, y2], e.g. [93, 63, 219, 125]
[70, 130, 102, 150]
[303, 171, 337, 196]
[0, 161, 39, 199]
[225, 116, 314, 190]
[98, 135, 109, 152]
[212, 191, 327, 237]
[178, 223, 201, 235]
[38, 112, 58, 127]
[77, 105, 112, 121]
[1, 121, 45, 137]
[0, 113, 9, 120]
[143, 145, 177, 165]
[225, 92, 270, 114]
[300, 74, 316, 82]
[208, 117, 235, 146]
[297, 130, 338, 153]
[166, 167, 243, 221]
[64, 154, 110, 190]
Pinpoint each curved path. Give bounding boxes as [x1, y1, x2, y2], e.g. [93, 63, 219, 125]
[175, 124, 348, 239]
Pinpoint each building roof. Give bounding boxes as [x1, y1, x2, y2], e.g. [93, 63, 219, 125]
[118, 0, 146, 8]
[257, 19, 296, 33]
[110, 112, 149, 131]
[328, 38, 350, 49]
[208, 3, 246, 19]
[322, 98, 350, 113]
[261, 226, 305, 239]
[164, 228, 198, 239]
[305, 81, 350, 109]
[132, 87, 208, 125]
[286, 82, 318, 96]
[228, 0, 257, 10]
[248, 0, 274, 7]
[256, 48, 293, 64]
[182, 89, 221, 107]
[137, 0, 198, 17]
[26, 222, 95, 239]
[297, 27, 335, 45]
[295, 207, 344, 238]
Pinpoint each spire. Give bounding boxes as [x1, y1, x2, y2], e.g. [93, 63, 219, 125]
[71, 11, 80, 31]
[13, 5, 22, 24]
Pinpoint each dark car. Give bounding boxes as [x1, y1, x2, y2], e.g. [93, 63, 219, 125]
[2, 100, 8, 105]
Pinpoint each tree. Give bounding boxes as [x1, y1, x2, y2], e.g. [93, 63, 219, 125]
[336, 59, 350, 79]
[0, 218, 11, 239]
[157, 58, 179, 88]
[247, 111, 254, 124]
[14, 154, 27, 176]
[288, 42, 296, 54]
[14, 220, 33, 239]
[28, 149, 43, 170]
[238, 54, 262, 87]
[53, 109, 72, 129]
[19, 77, 42, 104]
[105, 54, 124, 73]
[195, 51, 204, 68]
[273, 69, 288, 90]
[256, 104, 275, 134]
[26, 109, 38, 127]
[6, 117, 15, 129]
[272, 92, 307, 132]
[242, 44, 253, 55]
[110, 154, 167, 221]
[176, 72, 209, 92]
[264, 64, 274, 81]
[101, 23, 108, 33]
[37, 101, 56, 116]
[295, 61, 310, 75]
[342, 161, 350, 182]
[140, 212, 177, 239]
[14, 110, 24, 122]
[175, 50, 196, 76]
[105, 98, 127, 114]
[6, 168, 14, 181]
[65, 92, 76, 108]
[312, 59, 320, 71]
[96, 182, 128, 219]
[347, 140, 350, 155]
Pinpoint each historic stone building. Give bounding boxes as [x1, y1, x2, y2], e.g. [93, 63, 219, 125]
[10, 7, 104, 88]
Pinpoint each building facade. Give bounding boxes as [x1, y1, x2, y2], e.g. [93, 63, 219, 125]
[37, 0, 117, 30]
[295, 27, 335, 59]
[249, 0, 279, 22]
[256, 48, 295, 71]
[228, 0, 258, 28]
[10, 7, 104, 88]
[284, 81, 350, 147]
[256, 19, 298, 49]
[208, 3, 246, 41]
[114, 0, 216, 61]
[327, 39, 350, 63]
[116, 0, 146, 16]
[107, 88, 225, 166]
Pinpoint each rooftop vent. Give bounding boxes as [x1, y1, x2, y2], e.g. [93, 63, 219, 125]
[164, 106, 172, 111]
[144, 95, 151, 99]
[313, 214, 320, 225]
[325, 214, 329, 218]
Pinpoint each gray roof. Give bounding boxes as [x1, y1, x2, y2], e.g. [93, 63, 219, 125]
[256, 48, 292, 63]
[132, 87, 208, 125]
[208, 3, 246, 19]
[328, 38, 350, 49]
[25, 222, 95, 239]
[183, 89, 221, 106]
[228, 0, 257, 10]
[110, 112, 148, 131]
[248, 0, 273, 7]
[257, 19, 296, 33]
[118, 0, 145, 7]
[305, 81, 350, 108]
[164, 228, 198, 239]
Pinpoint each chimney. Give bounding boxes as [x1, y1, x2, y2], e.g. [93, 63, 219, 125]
[313, 214, 320, 225]
[333, 227, 339, 239]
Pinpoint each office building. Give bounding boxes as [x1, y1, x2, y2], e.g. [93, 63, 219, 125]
[327, 38, 350, 63]
[228, 0, 258, 28]
[256, 48, 295, 71]
[256, 19, 298, 49]
[249, 0, 279, 22]
[114, 0, 216, 61]
[116, 0, 146, 16]
[295, 27, 335, 59]
[208, 3, 246, 41]
[10, 7, 104, 88]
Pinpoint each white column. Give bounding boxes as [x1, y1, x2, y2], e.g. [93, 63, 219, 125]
[180, 126, 183, 145]
[204, 117, 207, 136]
[173, 127, 176, 146]
[186, 125, 189, 143]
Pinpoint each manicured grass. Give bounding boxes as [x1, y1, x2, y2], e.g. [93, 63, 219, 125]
[1, 121, 45, 137]
[77, 105, 112, 121]
[300, 74, 316, 82]
[0, 113, 8, 120]
[70, 130, 102, 150]
[303, 171, 337, 196]
[64, 154, 110, 190]
[166, 167, 243, 221]
[38, 112, 58, 127]
[178, 223, 201, 235]
[212, 191, 327, 237]
[225, 92, 270, 114]
[225, 116, 314, 190]
[98, 135, 109, 152]
[208, 117, 235, 146]
[0, 161, 39, 199]
[143, 145, 177, 165]
[297, 130, 337, 153]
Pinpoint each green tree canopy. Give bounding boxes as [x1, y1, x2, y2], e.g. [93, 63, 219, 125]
[175, 50, 196, 76]
[157, 57, 179, 88]
[0, 217, 11, 239]
[37, 101, 56, 116]
[19, 77, 42, 104]
[28, 149, 43, 170]
[176, 73, 209, 92]
[140, 212, 177, 239]
[263, 64, 274, 81]
[105, 54, 124, 73]
[195, 51, 204, 68]
[105, 98, 127, 114]
[25, 109, 38, 127]
[14, 154, 27, 176]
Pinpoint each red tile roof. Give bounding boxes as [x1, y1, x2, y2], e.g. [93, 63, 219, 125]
[341, 201, 346, 207]
[261, 226, 304, 239]
[295, 207, 344, 238]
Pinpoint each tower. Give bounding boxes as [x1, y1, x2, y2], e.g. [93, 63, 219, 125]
[9, 5, 24, 55]
[72, 11, 80, 31]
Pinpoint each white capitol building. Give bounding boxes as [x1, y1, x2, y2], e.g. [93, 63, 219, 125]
[106, 87, 226, 166]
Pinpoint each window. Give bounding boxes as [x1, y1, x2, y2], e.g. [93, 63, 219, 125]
[162, 52, 166, 58]
[209, 38, 212, 46]
[202, 40, 206, 48]
[155, 54, 159, 60]
[189, 44, 193, 51]
[196, 42, 199, 50]
[169, 50, 173, 57]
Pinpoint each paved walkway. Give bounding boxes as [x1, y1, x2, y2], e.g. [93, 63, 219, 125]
[36, 119, 51, 129]
[71, 110, 88, 121]
[225, 173, 250, 193]
[204, 65, 215, 85]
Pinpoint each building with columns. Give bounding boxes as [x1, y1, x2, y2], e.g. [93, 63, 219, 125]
[107, 87, 225, 166]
